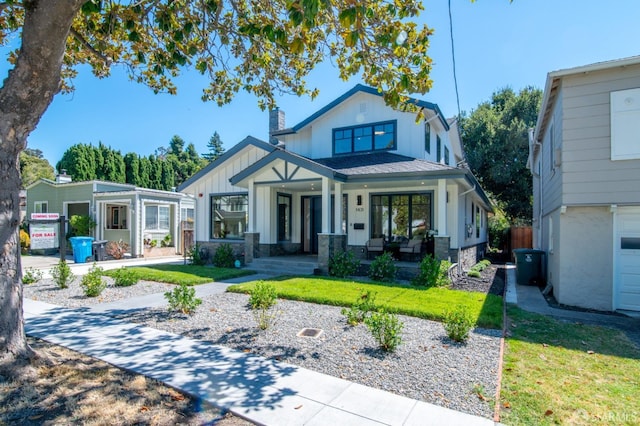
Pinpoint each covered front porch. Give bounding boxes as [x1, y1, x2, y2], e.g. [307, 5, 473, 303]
[230, 150, 458, 274]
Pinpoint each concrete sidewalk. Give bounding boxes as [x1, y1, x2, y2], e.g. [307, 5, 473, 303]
[23, 298, 496, 426]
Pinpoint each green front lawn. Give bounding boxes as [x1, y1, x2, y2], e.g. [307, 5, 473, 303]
[227, 277, 503, 329]
[103, 264, 254, 286]
[501, 306, 640, 425]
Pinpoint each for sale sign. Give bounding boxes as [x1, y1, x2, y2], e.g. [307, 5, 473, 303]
[30, 224, 58, 249]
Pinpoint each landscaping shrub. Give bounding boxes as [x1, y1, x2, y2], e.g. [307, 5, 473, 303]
[467, 270, 481, 278]
[112, 267, 139, 287]
[69, 215, 96, 237]
[328, 250, 360, 278]
[22, 267, 43, 285]
[80, 264, 106, 297]
[160, 234, 172, 247]
[165, 283, 202, 315]
[364, 309, 404, 352]
[19, 229, 30, 254]
[106, 239, 130, 260]
[443, 306, 475, 343]
[189, 244, 206, 266]
[368, 252, 397, 282]
[249, 281, 278, 330]
[341, 290, 377, 326]
[411, 254, 450, 287]
[212, 243, 235, 268]
[50, 259, 75, 289]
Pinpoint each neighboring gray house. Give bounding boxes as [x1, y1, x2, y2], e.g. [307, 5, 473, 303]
[26, 175, 195, 258]
[529, 56, 640, 312]
[178, 85, 491, 273]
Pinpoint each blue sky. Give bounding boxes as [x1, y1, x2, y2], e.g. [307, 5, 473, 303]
[3, 0, 640, 166]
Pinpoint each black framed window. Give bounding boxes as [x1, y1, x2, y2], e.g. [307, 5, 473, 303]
[444, 146, 450, 165]
[436, 135, 442, 163]
[277, 193, 292, 241]
[424, 122, 431, 153]
[210, 194, 248, 239]
[370, 193, 432, 241]
[332, 120, 396, 155]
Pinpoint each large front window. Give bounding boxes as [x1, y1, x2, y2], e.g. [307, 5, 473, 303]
[333, 121, 396, 155]
[145, 205, 170, 230]
[371, 193, 432, 241]
[211, 194, 247, 239]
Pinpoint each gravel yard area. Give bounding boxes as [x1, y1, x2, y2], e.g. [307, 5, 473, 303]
[23, 272, 503, 419]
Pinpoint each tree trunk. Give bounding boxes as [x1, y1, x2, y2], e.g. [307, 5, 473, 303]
[0, 0, 83, 371]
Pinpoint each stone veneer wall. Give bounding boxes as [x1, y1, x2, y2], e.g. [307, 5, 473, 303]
[457, 243, 487, 270]
[318, 234, 346, 274]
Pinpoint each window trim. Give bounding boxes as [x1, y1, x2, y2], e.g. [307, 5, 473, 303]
[369, 191, 433, 240]
[210, 192, 249, 240]
[145, 204, 170, 231]
[444, 146, 450, 165]
[34, 201, 48, 214]
[332, 120, 397, 155]
[436, 135, 442, 163]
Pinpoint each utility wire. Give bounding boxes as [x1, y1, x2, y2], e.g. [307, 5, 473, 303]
[448, 0, 461, 118]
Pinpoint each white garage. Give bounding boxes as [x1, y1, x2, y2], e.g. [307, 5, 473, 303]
[614, 207, 640, 311]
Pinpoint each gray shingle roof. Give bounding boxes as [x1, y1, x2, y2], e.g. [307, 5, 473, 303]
[314, 152, 456, 176]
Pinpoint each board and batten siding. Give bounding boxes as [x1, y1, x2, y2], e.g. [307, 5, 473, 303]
[184, 144, 271, 242]
[561, 64, 640, 205]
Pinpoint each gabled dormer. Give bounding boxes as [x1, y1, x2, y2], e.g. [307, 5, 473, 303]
[270, 84, 457, 164]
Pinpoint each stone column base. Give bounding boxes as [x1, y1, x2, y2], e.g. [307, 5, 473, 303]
[244, 232, 260, 263]
[318, 233, 347, 274]
[434, 236, 451, 262]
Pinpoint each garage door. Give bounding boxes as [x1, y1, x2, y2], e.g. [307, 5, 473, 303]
[616, 209, 640, 311]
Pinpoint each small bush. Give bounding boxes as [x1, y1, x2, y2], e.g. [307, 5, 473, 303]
[443, 306, 475, 343]
[249, 281, 277, 310]
[411, 254, 450, 287]
[341, 290, 377, 326]
[69, 215, 96, 237]
[328, 250, 360, 278]
[364, 309, 404, 352]
[106, 239, 130, 260]
[160, 234, 172, 247]
[467, 270, 481, 278]
[189, 244, 206, 266]
[80, 264, 106, 297]
[19, 229, 30, 254]
[112, 267, 139, 287]
[165, 283, 202, 315]
[368, 252, 397, 282]
[22, 267, 43, 285]
[249, 281, 278, 330]
[50, 259, 75, 289]
[212, 243, 235, 268]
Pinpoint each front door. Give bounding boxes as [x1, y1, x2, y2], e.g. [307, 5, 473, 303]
[302, 196, 323, 254]
[301, 195, 348, 254]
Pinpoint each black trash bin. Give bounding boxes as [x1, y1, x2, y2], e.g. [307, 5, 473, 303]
[92, 240, 108, 261]
[513, 248, 546, 286]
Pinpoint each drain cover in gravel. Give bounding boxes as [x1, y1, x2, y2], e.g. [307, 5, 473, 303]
[297, 328, 323, 338]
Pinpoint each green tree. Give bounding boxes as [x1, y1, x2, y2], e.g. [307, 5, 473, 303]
[56, 143, 97, 181]
[203, 132, 225, 162]
[0, 0, 434, 374]
[124, 153, 141, 186]
[19, 149, 55, 188]
[460, 87, 542, 222]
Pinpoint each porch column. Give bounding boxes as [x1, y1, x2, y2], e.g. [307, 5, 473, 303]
[321, 176, 331, 233]
[437, 179, 447, 235]
[247, 178, 255, 232]
[334, 181, 343, 234]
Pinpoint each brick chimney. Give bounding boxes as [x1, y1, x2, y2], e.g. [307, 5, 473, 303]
[269, 108, 286, 145]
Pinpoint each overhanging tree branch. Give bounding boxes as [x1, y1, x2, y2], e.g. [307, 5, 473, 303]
[69, 27, 112, 65]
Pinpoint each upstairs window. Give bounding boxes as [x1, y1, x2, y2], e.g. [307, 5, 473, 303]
[436, 135, 442, 163]
[444, 146, 450, 165]
[333, 121, 396, 155]
[424, 122, 431, 153]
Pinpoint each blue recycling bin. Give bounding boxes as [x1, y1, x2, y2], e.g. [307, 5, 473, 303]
[69, 236, 94, 264]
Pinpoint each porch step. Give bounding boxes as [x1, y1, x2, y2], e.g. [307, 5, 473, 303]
[246, 257, 318, 276]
